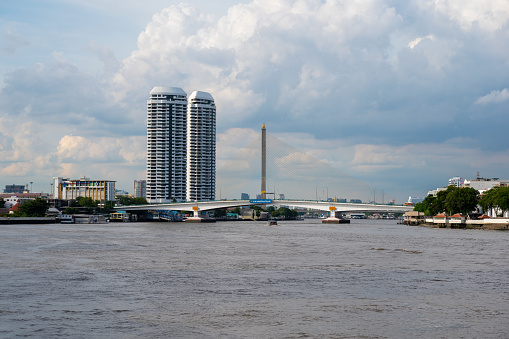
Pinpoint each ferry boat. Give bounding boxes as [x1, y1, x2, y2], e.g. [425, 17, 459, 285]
[59, 215, 75, 223]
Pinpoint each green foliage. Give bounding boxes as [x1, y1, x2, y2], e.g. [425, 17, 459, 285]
[63, 207, 80, 214]
[270, 207, 299, 219]
[0, 197, 4, 208]
[479, 186, 509, 214]
[434, 186, 457, 214]
[214, 208, 227, 217]
[415, 186, 480, 216]
[116, 196, 148, 206]
[76, 196, 98, 207]
[231, 207, 241, 215]
[98, 201, 115, 214]
[414, 195, 437, 216]
[15, 198, 49, 217]
[444, 187, 479, 215]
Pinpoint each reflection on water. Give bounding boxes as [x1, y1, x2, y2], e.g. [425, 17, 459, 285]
[1, 220, 508, 338]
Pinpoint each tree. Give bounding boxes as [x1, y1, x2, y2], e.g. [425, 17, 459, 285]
[76, 196, 98, 207]
[116, 196, 148, 206]
[414, 195, 437, 215]
[98, 201, 115, 214]
[132, 197, 148, 205]
[435, 186, 458, 214]
[444, 187, 479, 215]
[214, 208, 227, 218]
[15, 198, 49, 217]
[270, 207, 299, 219]
[63, 207, 79, 214]
[0, 197, 4, 208]
[496, 187, 509, 214]
[479, 187, 498, 212]
[480, 186, 509, 216]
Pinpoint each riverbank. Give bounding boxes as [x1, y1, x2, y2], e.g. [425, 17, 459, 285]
[0, 217, 56, 224]
[407, 218, 509, 230]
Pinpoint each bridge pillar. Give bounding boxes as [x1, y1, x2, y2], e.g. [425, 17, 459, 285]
[323, 206, 350, 224]
[185, 205, 216, 223]
[193, 206, 199, 218]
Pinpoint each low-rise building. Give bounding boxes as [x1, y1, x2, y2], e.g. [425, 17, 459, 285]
[448, 177, 464, 187]
[4, 184, 27, 194]
[427, 187, 447, 196]
[3, 196, 31, 209]
[53, 177, 115, 201]
[462, 178, 509, 191]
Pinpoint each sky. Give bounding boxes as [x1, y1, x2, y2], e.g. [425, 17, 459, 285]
[1, 0, 508, 203]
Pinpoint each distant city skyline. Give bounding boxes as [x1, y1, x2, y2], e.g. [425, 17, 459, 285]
[1, 1, 508, 203]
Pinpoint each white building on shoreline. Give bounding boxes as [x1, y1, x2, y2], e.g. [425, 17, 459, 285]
[53, 177, 115, 201]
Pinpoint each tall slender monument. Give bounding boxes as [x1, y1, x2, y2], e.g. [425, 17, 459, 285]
[261, 122, 266, 199]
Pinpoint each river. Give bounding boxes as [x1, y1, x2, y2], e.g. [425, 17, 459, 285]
[1, 219, 508, 338]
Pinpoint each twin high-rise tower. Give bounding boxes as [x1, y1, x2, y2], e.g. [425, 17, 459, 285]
[146, 87, 216, 203]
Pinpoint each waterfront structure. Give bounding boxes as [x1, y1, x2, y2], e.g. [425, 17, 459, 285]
[134, 180, 146, 198]
[53, 177, 115, 201]
[186, 91, 216, 201]
[146, 87, 188, 203]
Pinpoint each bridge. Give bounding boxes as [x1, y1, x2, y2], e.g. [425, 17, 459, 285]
[115, 199, 411, 218]
[115, 122, 412, 221]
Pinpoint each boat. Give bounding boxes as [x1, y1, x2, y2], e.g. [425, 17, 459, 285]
[268, 220, 278, 226]
[59, 214, 75, 224]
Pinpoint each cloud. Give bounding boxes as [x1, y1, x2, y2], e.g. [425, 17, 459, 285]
[475, 88, 509, 105]
[1, 28, 30, 54]
[408, 34, 434, 49]
[57, 135, 145, 164]
[2, 0, 509, 198]
[418, 0, 509, 31]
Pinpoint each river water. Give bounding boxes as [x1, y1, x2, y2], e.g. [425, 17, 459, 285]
[1, 219, 508, 338]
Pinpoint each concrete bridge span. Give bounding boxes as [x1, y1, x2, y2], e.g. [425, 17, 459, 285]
[115, 199, 412, 218]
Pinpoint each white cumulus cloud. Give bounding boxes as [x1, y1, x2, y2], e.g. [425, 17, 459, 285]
[475, 88, 509, 105]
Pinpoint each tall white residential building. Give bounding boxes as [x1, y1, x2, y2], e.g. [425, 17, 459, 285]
[186, 91, 216, 201]
[146, 87, 188, 203]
